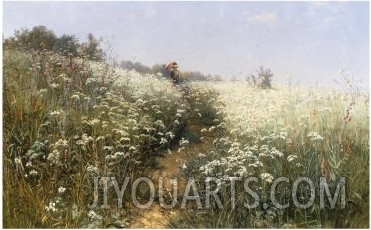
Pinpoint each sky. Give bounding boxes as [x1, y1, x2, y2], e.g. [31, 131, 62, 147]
[2, 1, 369, 91]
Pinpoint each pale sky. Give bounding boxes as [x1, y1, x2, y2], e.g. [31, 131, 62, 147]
[3, 1, 369, 90]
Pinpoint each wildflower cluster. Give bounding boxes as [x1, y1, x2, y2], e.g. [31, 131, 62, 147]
[3, 48, 192, 227]
[179, 81, 369, 228]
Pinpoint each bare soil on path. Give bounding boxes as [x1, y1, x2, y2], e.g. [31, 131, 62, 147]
[128, 122, 217, 228]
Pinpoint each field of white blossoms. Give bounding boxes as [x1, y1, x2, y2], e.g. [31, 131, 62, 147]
[3, 46, 369, 228]
[172, 81, 369, 228]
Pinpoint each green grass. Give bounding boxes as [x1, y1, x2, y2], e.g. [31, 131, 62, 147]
[2, 48, 191, 227]
[3, 47, 368, 228]
[171, 81, 369, 228]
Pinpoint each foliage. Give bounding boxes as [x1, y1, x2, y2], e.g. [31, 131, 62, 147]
[3, 47, 187, 227]
[4, 25, 58, 51]
[170, 81, 369, 228]
[121, 61, 215, 81]
[53, 34, 80, 57]
[3, 27, 368, 228]
[3, 26, 104, 61]
[80, 33, 104, 61]
[119, 60, 152, 74]
[246, 66, 273, 89]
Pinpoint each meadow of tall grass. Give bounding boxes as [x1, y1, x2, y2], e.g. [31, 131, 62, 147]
[2, 47, 193, 227]
[171, 81, 369, 228]
[3, 45, 369, 228]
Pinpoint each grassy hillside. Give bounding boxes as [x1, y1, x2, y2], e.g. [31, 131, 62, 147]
[170, 81, 369, 228]
[3, 48, 192, 227]
[3, 47, 369, 228]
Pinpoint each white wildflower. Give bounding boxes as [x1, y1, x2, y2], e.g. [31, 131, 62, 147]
[54, 139, 68, 148]
[81, 134, 93, 144]
[71, 94, 79, 100]
[261, 173, 274, 184]
[50, 83, 59, 89]
[166, 132, 175, 139]
[179, 138, 189, 146]
[88, 210, 99, 220]
[76, 140, 85, 146]
[89, 119, 100, 126]
[279, 132, 288, 140]
[103, 146, 114, 151]
[50, 110, 61, 116]
[58, 186, 66, 193]
[47, 150, 60, 165]
[38, 89, 47, 95]
[14, 157, 22, 165]
[271, 147, 283, 157]
[87, 165, 98, 174]
[160, 138, 168, 144]
[287, 155, 298, 162]
[154, 120, 165, 128]
[307, 132, 324, 142]
[45, 202, 57, 212]
[120, 137, 131, 143]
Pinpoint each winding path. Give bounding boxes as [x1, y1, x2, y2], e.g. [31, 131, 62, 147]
[128, 117, 218, 228]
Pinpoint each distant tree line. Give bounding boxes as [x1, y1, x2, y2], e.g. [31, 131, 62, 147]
[120, 60, 222, 81]
[3, 25, 104, 61]
[3, 25, 222, 81]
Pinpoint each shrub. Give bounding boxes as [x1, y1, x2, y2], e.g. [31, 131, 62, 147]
[246, 66, 273, 89]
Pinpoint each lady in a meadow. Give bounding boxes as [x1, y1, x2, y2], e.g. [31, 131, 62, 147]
[166, 61, 181, 85]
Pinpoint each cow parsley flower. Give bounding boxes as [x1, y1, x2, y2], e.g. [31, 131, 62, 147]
[14, 157, 22, 165]
[261, 173, 274, 184]
[45, 202, 57, 212]
[307, 132, 324, 142]
[50, 83, 59, 89]
[209, 126, 216, 132]
[58, 186, 66, 193]
[160, 138, 168, 144]
[287, 155, 298, 162]
[50, 110, 61, 116]
[47, 150, 60, 165]
[71, 94, 80, 100]
[166, 132, 175, 139]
